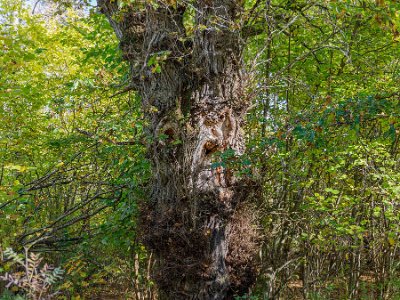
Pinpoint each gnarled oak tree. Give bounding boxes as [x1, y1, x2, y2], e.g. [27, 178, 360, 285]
[98, 1, 259, 298]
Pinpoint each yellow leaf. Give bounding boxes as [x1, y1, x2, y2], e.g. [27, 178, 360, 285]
[6, 164, 28, 172]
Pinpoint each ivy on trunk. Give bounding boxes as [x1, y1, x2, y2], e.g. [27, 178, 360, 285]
[98, 1, 259, 298]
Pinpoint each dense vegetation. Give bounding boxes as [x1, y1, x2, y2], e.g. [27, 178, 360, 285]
[0, 0, 399, 299]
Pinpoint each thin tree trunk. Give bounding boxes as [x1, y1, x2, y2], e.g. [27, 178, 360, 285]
[98, 1, 259, 298]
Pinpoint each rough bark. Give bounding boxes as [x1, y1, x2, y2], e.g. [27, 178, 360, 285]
[98, 1, 259, 298]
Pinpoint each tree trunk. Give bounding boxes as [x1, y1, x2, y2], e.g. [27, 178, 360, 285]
[98, 1, 259, 298]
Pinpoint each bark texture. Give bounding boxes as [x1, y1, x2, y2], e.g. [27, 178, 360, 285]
[98, 1, 259, 298]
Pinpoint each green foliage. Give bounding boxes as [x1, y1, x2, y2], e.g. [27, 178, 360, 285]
[0, 0, 150, 297]
[243, 1, 400, 298]
[1, 0, 400, 299]
[0, 290, 25, 300]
